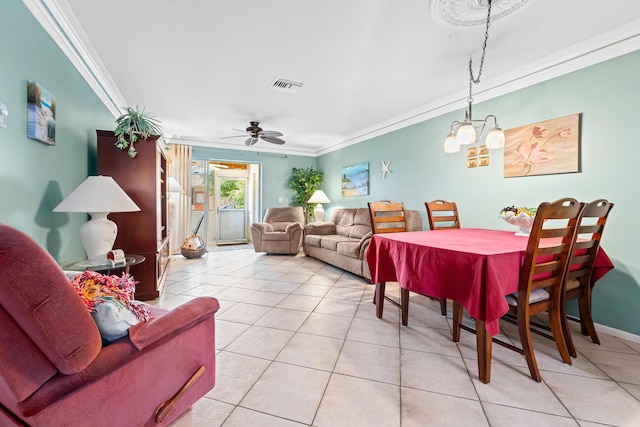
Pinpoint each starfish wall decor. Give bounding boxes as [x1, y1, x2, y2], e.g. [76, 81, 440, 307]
[380, 160, 392, 179]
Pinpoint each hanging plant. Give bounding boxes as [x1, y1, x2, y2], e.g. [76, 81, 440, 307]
[114, 106, 163, 158]
[288, 167, 324, 223]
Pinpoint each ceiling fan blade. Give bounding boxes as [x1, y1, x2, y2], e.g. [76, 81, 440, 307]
[260, 130, 283, 137]
[245, 137, 259, 146]
[220, 134, 247, 139]
[261, 135, 286, 145]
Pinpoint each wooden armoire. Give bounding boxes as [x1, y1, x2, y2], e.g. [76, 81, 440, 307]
[97, 130, 170, 300]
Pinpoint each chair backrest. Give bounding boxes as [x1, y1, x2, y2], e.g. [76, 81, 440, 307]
[518, 198, 586, 305]
[425, 199, 460, 230]
[368, 200, 407, 234]
[0, 224, 103, 402]
[566, 199, 614, 289]
[263, 206, 304, 231]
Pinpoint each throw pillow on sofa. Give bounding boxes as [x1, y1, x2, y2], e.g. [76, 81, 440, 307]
[70, 271, 150, 343]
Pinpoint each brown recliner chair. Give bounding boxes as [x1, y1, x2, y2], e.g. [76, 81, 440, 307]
[251, 206, 304, 254]
[0, 224, 219, 426]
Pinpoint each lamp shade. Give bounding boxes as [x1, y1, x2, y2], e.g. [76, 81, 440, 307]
[53, 176, 139, 265]
[167, 177, 185, 193]
[307, 190, 331, 204]
[53, 176, 140, 213]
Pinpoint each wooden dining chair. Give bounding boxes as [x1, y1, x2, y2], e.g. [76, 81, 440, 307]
[425, 199, 461, 230]
[368, 200, 411, 325]
[424, 199, 460, 316]
[561, 199, 614, 356]
[452, 197, 585, 382]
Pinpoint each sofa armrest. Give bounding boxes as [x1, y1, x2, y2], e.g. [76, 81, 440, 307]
[251, 222, 274, 234]
[357, 231, 373, 259]
[285, 222, 303, 235]
[128, 297, 220, 350]
[304, 222, 336, 235]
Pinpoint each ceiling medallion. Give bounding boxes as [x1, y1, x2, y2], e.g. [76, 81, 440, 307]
[430, 0, 533, 29]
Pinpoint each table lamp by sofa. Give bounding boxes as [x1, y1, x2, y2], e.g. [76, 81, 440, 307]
[53, 176, 140, 265]
[308, 190, 331, 222]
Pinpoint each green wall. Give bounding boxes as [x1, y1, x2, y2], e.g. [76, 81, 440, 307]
[0, 2, 115, 261]
[192, 146, 316, 218]
[317, 50, 640, 336]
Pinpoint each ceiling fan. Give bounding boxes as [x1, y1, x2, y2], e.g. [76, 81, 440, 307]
[220, 121, 286, 146]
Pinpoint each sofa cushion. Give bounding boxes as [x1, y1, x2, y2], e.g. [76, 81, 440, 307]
[305, 234, 324, 247]
[337, 241, 361, 259]
[332, 209, 355, 237]
[320, 235, 355, 251]
[262, 231, 292, 241]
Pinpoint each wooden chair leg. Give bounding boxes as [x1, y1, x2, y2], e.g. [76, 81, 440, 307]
[560, 299, 578, 358]
[579, 288, 600, 345]
[400, 287, 409, 326]
[452, 302, 463, 342]
[548, 307, 572, 365]
[518, 311, 542, 382]
[375, 282, 386, 319]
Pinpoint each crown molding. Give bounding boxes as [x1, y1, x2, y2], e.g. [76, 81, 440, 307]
[22, 0, 125, 117]
[25, 1, 640, 157]
[316, 20, 640, 157]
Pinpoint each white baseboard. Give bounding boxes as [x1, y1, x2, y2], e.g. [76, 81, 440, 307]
[596, 323, 640, 344]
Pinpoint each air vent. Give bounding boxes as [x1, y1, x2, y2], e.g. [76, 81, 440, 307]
[270, 78, 304, 94]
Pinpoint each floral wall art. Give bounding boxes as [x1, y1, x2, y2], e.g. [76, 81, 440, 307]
[503, 113, 580, 178]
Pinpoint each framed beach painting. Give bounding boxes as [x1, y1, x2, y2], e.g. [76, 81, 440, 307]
[341, 162, 369, 196]
[503, 113, 580, 178]
[27, 81, 56, 145]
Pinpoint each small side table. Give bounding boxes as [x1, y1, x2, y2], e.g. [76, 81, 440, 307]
[62, 254, 146, 276]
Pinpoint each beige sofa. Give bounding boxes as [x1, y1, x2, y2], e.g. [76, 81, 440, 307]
[303, 208, 422, 279]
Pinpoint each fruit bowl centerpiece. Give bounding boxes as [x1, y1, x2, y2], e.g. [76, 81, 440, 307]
[500, 206, 537, 236]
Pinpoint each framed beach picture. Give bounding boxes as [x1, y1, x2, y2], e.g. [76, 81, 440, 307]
[27, 81, 56, 145]
[503, 113, 580, 178]
[341, 162, 369, 196]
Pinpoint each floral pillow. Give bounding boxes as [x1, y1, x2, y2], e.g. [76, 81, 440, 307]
[70, 271, 150, 343]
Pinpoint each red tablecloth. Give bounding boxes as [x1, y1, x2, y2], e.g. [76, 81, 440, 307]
[366, 228, 614, 336]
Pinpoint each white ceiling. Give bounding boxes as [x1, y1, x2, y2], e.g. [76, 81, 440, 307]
[28, 0, 640, 156]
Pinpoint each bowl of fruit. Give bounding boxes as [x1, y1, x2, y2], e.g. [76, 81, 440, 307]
[500, 206, 537, 236]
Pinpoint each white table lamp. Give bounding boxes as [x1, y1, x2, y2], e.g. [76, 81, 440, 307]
[53, 176, 140, 265]
[308, 190, 331, 222]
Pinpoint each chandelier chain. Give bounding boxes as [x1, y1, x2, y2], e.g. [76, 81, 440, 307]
[467, 0, 493, 103]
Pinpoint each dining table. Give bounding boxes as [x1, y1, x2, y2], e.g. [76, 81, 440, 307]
[366, 228, 614, 383]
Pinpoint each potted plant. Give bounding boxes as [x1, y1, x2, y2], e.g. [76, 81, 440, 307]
[114, 106, 163, 158]
[288, 167, 324, 223]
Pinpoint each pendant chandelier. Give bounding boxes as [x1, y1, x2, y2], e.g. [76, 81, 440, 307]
[443, 0, 505, 153]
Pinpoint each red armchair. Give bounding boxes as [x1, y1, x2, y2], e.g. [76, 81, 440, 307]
[0, 224, 219, 426]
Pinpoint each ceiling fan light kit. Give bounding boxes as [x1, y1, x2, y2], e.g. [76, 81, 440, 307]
[437, 0, 507, 154]
[221, 121, 286, 146]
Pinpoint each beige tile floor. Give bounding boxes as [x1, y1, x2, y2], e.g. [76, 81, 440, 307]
[154, 248, 640, 427]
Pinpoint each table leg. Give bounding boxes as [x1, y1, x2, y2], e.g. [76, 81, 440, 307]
[400, 288, 409, 326]
[476, 319, 492, 384]
[375, 282, 385, 319]
[452, 302, 463, 342]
